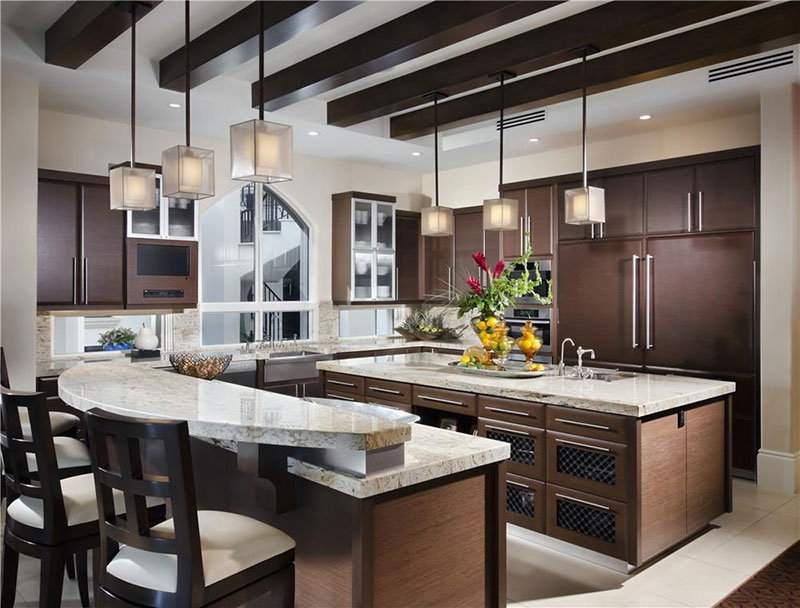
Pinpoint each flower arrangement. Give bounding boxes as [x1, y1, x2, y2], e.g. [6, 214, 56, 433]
[98, 327, 136, 351]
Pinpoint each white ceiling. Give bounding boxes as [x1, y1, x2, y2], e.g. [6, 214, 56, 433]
[1, 0, 798, 173]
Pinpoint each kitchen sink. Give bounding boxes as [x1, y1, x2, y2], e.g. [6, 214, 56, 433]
[264, 350, 332, 383]
[565, 370, 638, 382]
[268, 350, 326, 359]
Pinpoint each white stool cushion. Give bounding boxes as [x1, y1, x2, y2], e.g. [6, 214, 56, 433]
[26, 436, 91, 472]
[6, 473, 162, 529]
[20, 410, 80, 436]
[106, 511, 296, 593]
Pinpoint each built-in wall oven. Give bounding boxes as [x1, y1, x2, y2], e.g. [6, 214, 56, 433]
[505, 259, 553, 362]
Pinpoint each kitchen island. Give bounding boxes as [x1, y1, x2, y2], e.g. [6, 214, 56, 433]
[58, 363, 510, 608]
[317, 352, 737, 568]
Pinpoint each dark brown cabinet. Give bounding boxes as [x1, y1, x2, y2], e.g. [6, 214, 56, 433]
[395, 210, 421, 301]
[599, 173, 645, 238]
[454, 207, 500, 286]
[646, 166, 695, 235]
[422, 233, 453, 298]
[504, 186, 554, 257]
[37, 172, 124, 308]
[695, 157, 757, 232]
[502, 189, 528, 258]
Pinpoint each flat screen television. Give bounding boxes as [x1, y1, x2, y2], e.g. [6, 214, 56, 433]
[136, 243, 191, 277]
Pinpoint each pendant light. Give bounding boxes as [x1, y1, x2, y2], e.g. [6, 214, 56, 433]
[109, 4, 156, 211]
[564, 49, 605, 225]
[421, 92, 454, 237]
[162, 0, 215, 200]
[230, 1, 293, 183]
[483, 71, 518, 231]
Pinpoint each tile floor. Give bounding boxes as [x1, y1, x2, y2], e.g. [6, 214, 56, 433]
[2, 479, 798, 607]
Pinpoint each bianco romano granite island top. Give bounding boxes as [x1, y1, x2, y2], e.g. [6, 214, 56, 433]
[317, 352, 737, 417]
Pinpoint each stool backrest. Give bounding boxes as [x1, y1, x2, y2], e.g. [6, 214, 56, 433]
[86, 407, 204, 607]
[1, 346, 10, 389]
[0, 386, 69, 544]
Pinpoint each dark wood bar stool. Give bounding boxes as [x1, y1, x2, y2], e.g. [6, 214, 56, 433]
[85, 408, 296, 608]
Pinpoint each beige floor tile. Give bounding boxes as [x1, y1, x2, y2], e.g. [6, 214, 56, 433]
[519, 586, 644, 608]
[773, 495, 800, 519]
[698, 534, 787, 575]
[732, 480, 795, 512]
[738, 512, 800, 548]
[624, 553, 697, 590]
[640, 559, 749, 608]
[711, 504, 769, 533]
[675, 527, 737, 560]
[625, 592, 691, 607]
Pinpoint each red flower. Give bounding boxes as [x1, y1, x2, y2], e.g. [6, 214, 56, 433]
[466, 276, 483, 295]
[492, 260, 505, 279]
[472, 251, 488, 272]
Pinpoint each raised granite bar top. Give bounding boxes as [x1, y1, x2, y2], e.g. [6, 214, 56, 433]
[59, 363, 411, 451]
[317, 353, 736, 418]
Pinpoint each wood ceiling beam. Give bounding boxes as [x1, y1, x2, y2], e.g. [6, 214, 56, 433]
[389, 2, 800, 140]
[45, 1, 162, 69]
[328, 1, 755, 127]
[250, 0, 562, 112]
[159, 1, 360, 92]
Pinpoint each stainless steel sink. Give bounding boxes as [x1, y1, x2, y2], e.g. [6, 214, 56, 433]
[268, 350, 325, 359]
[564, 370, 638, 382]
[264, 351, 332, 383]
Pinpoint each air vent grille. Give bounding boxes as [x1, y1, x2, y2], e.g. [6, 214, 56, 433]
[708, 50, 795, 83]
[497, 109, 545, 131]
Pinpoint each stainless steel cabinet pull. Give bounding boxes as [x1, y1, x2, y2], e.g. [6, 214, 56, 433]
[590, 224, 595, 239]
[419, 394, 464, 407]
[506, 480, 531, 490]
[395, 266, 399, 299]
[686, 193, 693, 232]
[519, 217, 524, 253]
[72, 257, 77, 305]
[555, 493, 611, 511]
[83, 258, 88, 304]
[485, 406, 530, 417]
[328, 379, 356, 387]
[645, 254, 654, 349]
[485, 424, 530, 436]
[632, 254, 639, 349]
[369, 386, 402, 395]
[556, 437, 611, 452]
[295, 384, 299, 398]
[328, 392, 354, 401]
[697, 191, 703, 231]
[554, 418, 611, 431]
[526, 216, 532, 249]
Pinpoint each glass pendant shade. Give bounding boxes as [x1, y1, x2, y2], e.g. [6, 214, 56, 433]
[483, 197, 518, 230]
[230, 119, 293, 183]
[109, 166, 156, 211]
[421, 205, 454, 237]
[162, 145, 215, 200]
[564, 186, 606, 225]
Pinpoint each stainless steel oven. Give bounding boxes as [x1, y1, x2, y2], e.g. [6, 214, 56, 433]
[506, 307, 552, 363]
[508, 259, 552, 306]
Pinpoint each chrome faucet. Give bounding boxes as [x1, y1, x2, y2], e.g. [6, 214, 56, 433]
[559, 338, 575, 376]
[576, 347, 596, 379]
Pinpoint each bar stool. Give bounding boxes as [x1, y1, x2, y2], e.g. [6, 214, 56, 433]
[86, 408, 296, 608]
[0, 388, 163, 607]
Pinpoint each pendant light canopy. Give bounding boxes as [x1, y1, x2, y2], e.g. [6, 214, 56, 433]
[564, 49, 605, 225]
[230, 1, 293, 183]
[483, 71, 518, 231]
[163, 0, 215, 200]
[110, 4, 156, 211]
[421, 92, 453, 237]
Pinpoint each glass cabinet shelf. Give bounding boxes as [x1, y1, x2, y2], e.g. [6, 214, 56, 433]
[350, 198, 396, 302]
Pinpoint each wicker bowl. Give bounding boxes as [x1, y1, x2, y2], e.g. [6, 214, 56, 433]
[169, 352, 232, 380]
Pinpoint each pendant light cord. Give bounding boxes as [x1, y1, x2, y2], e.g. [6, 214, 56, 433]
[581, 48, 588, 189]
[259, 0, 265, 121]
[434, 95, 439, 208]
[130, 4, 136, 168]
[498, 73, 505, 196]
[185, 0, 191, 146]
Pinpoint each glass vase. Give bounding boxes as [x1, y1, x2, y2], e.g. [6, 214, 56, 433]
[470, 313, 512, 368]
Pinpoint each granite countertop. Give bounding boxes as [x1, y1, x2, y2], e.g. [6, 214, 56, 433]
[317, 353, 737, 418]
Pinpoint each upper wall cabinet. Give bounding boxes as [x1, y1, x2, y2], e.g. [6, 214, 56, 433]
[37, 172, 125, 308]
[128, 175, 197, 240]
[503, 186, 554, 258]
[395, 210, 422, 301]
[558, 175, 643, 242]
[332, 191, 397, 303]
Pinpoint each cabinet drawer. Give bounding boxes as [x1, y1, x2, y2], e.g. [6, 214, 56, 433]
[479, 418, 545, 480]
[479, 395, 544, 427]
[412, 385, 477, 416]
[363, 395, 412, 413]
[506, 473, 545, 533]
[547, 405, 630, 445]
[546, 432, 629, 502]
[365, 378, 412, 404]
[323, 372, 365, 395]
[324, 389, 359, 402]
[546, 484, 628, 561]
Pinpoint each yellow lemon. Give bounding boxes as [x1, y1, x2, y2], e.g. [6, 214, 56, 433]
[477, 320, 487, 330]
[536, 364, 546, 371]
[521, 339, 533, 351]
[460, 355, 471, 364]
[478, 331, 489, 341]
[486, 317, 498, 328]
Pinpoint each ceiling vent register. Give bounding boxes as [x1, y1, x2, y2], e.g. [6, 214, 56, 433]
[496, 108, 546, 131]
[708, 49, 795, 83]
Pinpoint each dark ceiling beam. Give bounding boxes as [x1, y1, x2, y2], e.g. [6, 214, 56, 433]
[250, 0, 562, 112]
[159, 1, 360, 92]
[389, 2, 800, 140]
[328, 1, 756, 127]
[45, 1, 162, 69]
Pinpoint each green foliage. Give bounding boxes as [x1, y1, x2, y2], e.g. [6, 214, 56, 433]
[97, 327, 137, 347]
[396, 305, 464, 340]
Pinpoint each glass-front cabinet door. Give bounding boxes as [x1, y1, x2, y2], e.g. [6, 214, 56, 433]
[375, 253, 395, 300]
[353, 251, 374, 300]
[350, 198, 395, 301]
[129, 175, 197, 240]
[375, 202, 394, 251]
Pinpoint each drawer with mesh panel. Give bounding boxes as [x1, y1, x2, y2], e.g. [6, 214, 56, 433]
[505, 473, 545, 532]
[546, 484, 628, 561]
[479, 418, 545, 480]
[546, 431, 629, 502]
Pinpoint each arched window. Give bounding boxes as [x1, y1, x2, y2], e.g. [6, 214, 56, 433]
[200, 184, 311, 345]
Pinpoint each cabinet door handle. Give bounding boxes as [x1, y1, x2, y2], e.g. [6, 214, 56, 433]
[590, 223, 595, 239]
[519, 217, 524, 253]
[83, 258, 88, 305]
[555, 493, 610, 511]
[686, 193, 693, 232]
[553, 418, 611, 431]
[72, 257, 77, 306]
[555, 437, 610, 452]
[506, 480, 532, 490]
[369, 386, 402, 395]
[485, 406, 530, 417]
[328, 379, 356, 387]
[645, 254, 654, 349]
[632, 254, 639, 349]
[697, 191, 703, 232]
[395, 266, 399, 299]
[485, 424, 530, 436]
[327, 392, 355, 401]
[419, 394, 464, 407]
[526, 216, 532, 249]
[295, 384, 299, 398]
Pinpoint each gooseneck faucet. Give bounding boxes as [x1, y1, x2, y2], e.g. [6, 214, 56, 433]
[576, 346, 596, 379]
[559, 338, 575, 376]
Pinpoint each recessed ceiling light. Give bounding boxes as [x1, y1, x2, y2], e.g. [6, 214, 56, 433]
[528, 137, 539, 142]
[639, 114, 652, 120]
[411, 151, 422, 156]
[308, 130, 319, 136]
[168, 102, 181, 108]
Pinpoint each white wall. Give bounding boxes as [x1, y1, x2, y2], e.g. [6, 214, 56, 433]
[1, 71, 39, 389]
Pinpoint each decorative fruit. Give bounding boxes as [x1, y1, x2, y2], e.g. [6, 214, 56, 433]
[486, 316, 498, 328]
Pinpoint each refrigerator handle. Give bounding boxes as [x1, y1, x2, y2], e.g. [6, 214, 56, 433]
[632, 254, 640, 349]
[697, 191, 704, 232]
[645, 254, 654, 350]
[687, 193, 693, 232]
